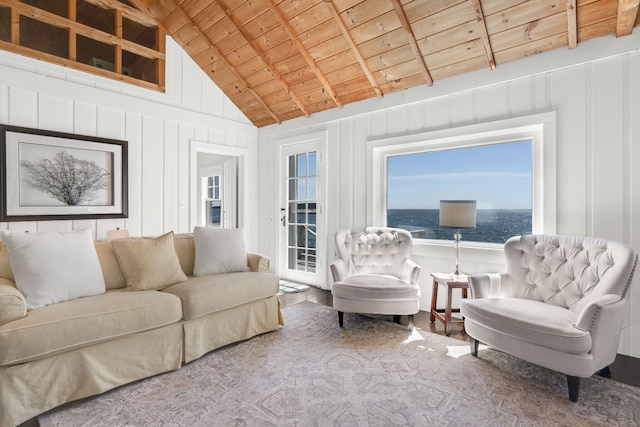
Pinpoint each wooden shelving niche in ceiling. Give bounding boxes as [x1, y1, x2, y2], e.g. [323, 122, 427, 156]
[0, 0, 165, 91]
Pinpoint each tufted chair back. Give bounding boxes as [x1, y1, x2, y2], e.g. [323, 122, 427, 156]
[504, 235, 638, 314]
[335, 227, 414, 278]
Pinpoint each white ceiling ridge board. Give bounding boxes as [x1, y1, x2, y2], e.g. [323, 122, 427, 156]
[0, 58, 257, 137]
[258, 30, 640, 137]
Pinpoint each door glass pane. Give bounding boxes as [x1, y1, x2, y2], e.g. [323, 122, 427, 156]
[288, 156, 296, 178]
[308, 152, 316, 176]
[286, 151, 317, 274]
[288, 248, 296, 269]
[297, 153, 306, 176]
[288, 225, 296, 246]
[288, 202, 297, 223]
[288, 178, 296, 200]
[308, 177, 317, 200]
[297, 177, 307, 200]
[308, 203, 316, 225]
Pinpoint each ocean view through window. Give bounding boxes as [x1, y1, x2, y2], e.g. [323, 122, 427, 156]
[386, 141, 532, 244]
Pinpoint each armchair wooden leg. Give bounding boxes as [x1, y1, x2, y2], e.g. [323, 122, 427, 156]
[338, 311, 344, 327]
[469, 337, 479, 357]
[597, 366, 612, 378]
[567, 375, 581, 402]
[408, 315, 414, 331]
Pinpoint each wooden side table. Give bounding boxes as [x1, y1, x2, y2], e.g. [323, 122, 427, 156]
[430, 272, 469, 336]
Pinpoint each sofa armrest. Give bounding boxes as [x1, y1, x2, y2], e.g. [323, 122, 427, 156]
[574, 294, 626, 369]
[247, 253, 271, 272]
[399, 259, 421, 285]
[468, 273, 514, 299]
[330, 259, 349, 283]
[0, 280, 27, 326]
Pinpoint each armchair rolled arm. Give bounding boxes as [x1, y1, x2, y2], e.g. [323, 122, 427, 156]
[574, 294, 626, 369]
[399, 259, 421, 285]
[247, 253, 271, 272]
[0, 281, 27, 326]
[330, 259, 349, 283]
[467, 273, 514, 299]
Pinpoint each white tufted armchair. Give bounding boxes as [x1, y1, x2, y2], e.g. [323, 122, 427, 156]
[330, 227, 421, 329]
[461, 234, 638, 402]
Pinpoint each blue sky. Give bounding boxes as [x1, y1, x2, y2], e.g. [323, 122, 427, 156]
[387, 141, 532, 210]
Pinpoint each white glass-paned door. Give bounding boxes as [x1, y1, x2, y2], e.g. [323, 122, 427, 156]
[279, 136, 326, 287]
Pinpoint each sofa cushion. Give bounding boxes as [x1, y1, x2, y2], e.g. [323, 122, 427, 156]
[94, 240, 127, 290]
[0, 282, 26, 325]
[0, 240, 15, 282]
[0, 290, 182, 366]
[162, 272, 279, 320]
[174, 233, 195, 276]
[193, 227, 250, 276]
[111, 231, 188, 291]
[460, 297, 591, 354]
[0, 229, 106, 309]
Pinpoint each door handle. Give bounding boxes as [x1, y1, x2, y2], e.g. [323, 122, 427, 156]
[280, 208, 286, 226]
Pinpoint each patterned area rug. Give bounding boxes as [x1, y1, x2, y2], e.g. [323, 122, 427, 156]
[39, 303, 640, 426]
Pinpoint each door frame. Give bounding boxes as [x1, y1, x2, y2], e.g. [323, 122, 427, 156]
[277, 131, 328, 287]
[190, 141, 246, 231]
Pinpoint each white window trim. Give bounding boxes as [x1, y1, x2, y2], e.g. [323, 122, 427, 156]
[367, 112, 557, 249]
[201, 167, 223, 227]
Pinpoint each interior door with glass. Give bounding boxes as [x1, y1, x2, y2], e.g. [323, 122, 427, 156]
[279, 139, 325, 287]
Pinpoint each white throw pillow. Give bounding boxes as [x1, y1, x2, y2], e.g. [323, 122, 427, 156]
[0, 229, 106, 310]
[193, 227, 249, 276]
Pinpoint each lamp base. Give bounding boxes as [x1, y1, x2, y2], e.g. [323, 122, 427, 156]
[451, 230, 465, 279]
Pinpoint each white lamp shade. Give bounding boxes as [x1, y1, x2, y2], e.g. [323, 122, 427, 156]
[106, 228, 129, 240]
[439, 200, 477, 229]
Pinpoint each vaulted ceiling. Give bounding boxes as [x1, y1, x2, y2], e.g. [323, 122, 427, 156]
[123, 0, 639, 127]
[3, 1, 637, 127]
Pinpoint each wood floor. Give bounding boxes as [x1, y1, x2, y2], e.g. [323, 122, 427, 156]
[279, 286, 640, 389]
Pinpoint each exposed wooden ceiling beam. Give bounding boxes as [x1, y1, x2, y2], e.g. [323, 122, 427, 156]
[566, 0, 577, 48]
[325, 0, 383, 98]
[132, 0, 281, 124]
[83, 0, 158, 27]
[390, 0, 433, 85]
[472, 0, 496, 69]
[212, 0, 310, 117]
[616, 0, 640, 36]
[263, 0, 343, 108]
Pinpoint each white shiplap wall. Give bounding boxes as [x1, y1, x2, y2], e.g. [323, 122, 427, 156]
[258, 32, 640, 357]
[0, 37, 259, 248]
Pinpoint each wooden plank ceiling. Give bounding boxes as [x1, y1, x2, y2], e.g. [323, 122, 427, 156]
[125, 0, 640, 127]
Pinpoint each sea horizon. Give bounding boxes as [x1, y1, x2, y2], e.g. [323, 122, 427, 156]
[387, 208, 532, 244]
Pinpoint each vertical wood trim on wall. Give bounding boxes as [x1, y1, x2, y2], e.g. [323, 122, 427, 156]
[163, 120, 179, 233]
[338, 117, 354, 230]
[585, 63, 594, 237]
[125, 112, 143, 237]
[141, 116, 164, 236]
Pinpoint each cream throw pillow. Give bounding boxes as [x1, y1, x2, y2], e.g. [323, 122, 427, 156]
[111, 231, 188, 291]
[193, 226, 249, 276]
[0, 229, 106, 310]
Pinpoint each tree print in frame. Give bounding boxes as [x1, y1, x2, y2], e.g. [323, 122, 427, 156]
[0, 125, 128, 221]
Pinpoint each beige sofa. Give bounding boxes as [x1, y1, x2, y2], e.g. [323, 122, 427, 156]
[0, 232, 282, 427]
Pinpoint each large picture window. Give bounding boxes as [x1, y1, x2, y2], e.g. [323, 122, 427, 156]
[368, 113, 557, 246]
[386, 141, 532, 244]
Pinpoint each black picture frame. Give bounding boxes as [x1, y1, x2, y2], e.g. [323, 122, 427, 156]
[0, 125, 128, 222]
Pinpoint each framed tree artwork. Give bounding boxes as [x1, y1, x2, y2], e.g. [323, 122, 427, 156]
[0, 125, 128, 221]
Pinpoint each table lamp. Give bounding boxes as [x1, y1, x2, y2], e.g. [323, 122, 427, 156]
[439, 200, 477, 277]
[106, 227, 129, 240]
